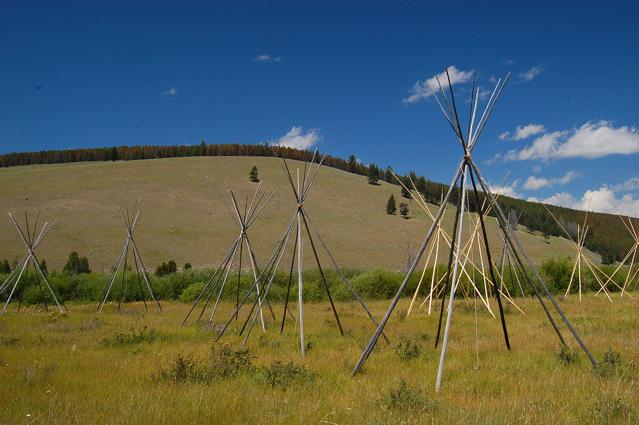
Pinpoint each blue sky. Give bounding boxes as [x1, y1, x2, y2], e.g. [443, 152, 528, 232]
[2, 1, 638, 216]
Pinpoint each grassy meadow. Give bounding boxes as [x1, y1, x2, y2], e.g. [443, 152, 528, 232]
[1, 294, 637, 424]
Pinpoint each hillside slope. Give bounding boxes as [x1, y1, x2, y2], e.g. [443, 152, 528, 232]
[0, 156, 597, 271]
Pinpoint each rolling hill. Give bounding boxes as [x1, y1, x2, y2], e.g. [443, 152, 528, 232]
[0, 156, 598, 272]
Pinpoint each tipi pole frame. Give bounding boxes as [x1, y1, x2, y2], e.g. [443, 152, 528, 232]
[2, 212, 65, 315]
[182, 184, 275, 326]
[98, 207, 162, 314]
[468, 158, 597, 366]
[352, 69, 595, 383]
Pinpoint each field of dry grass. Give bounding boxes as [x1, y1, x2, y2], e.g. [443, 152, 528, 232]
[0, 156, 594, 272]
[0, 294, 637, 424]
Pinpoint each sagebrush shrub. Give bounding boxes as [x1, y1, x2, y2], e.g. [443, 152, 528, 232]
[158, 355, 210, 384]
[100, 326, 159, 347]
[260, 361, 314, 389]
[379, 379, 433, 411]
[210, 344, 254, 378]
[557, 344, 577, 365]
[594, 348, 624, 376]
[394, 339, 422, 360]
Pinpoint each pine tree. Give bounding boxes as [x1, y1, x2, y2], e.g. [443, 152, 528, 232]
[39, 259, 48, 275]
[249, 165, 260, 182]
[167, 260, 177, 274]
[400, 177, 412, 199]
[386, 194, 397, 215]
[79, 256, 91, 273]
[0, 259, 10, 274]
[347, 155, 357, 172]
[399, 202, 410, 219]
[385, 166, 394, 183]
[367, 163, 379, 185]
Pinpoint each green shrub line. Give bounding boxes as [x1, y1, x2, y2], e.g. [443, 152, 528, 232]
[0, 256, 634, 306]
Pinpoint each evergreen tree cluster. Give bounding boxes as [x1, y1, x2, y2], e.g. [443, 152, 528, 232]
[155, 259, 178, 277]
[63, 251, 91, 274]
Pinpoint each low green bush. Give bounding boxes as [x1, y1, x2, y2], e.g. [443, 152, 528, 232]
[100, 326, 159, 347]
[379, 379, 433, 411]
[259, 361, 315, 389]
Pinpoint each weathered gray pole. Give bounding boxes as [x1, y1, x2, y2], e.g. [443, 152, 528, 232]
[435, 164, 468, 392]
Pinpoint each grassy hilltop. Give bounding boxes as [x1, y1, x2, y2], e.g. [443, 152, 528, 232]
[0, 156, 596, 271]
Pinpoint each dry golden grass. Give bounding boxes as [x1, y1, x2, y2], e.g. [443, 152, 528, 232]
[0, 294, 636, 424]
[0, 156, 591, 272]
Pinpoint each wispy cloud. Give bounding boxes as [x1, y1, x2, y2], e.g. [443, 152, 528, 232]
[502, 121, 639, 161]
[403, 66, 474, 104]
[499, 123, 546, 141]
[500, 58, 514, 66]
[519, 65, 544, 82]
[523, 171, 579, 190]
[269, 126, 322, 150]
[254, 54, 281, 63]
[162, 88, 177, 96]
[611, 177, 639, 192]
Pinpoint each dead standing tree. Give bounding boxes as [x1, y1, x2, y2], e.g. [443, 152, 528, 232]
[0, 212, 66, 316]
[351, 68, 597, 391]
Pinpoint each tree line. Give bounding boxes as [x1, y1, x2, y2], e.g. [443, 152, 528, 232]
[0, 142, 635, 262]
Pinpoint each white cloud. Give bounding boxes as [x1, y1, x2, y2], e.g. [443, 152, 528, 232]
[499, 124, 546, 141]
[611, 177, 639, 192]
[254, 54, 281, 63]
[403, 66, 474, 104]
[523, 171, 579, 190]
[537, 187, 639, 218]
[503, 121, 639, 161]
[490, 179, 521, 199]
[162, 88, 177, 96]
[500, 58, 514, 66]
[269, 126, 322, 150]
[519, 65, 544, 82]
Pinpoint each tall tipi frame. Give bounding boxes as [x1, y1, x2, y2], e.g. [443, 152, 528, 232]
[214, 150, 388, 356]
[0, 212, 66, 316]
[351, 68, 597, 391]
[182, 183, 277, 329]
[97, 206, 162, 313]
